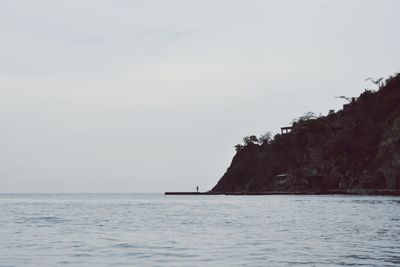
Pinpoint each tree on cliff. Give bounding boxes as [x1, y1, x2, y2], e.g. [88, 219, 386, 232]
[235, 144, 244, 151]
[235, 135, 259, 151]
[243, 135, 258, 145]
[366, 77, 384, 89]
[291, 111, 317, 124]
[259, 131, 272, 144]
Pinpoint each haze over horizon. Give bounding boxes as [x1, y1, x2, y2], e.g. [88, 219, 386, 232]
[1, 0, 399, 193]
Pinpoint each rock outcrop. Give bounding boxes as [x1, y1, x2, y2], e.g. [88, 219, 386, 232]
[212, 74, 400, 193]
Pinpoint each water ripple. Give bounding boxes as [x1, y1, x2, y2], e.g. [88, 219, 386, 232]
[0, 194, 399, 266]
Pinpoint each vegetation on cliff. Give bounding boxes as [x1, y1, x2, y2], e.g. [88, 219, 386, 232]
[212, 73, 400, 193]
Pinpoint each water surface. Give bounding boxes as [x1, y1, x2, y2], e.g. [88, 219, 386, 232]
[0, 194, 399, 266]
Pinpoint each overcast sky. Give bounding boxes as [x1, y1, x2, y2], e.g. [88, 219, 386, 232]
[1, 0, 399, 193]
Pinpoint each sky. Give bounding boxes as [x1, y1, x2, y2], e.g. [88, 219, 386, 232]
[1, 0, 399, 193]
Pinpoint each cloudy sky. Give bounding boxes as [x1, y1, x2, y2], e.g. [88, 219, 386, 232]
[1, 0, 399, 193]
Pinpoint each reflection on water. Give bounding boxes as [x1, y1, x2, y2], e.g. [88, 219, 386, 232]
[0, 194, 399, 266]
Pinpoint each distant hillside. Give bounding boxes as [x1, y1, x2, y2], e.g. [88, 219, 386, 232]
[212, 74, 400, 194]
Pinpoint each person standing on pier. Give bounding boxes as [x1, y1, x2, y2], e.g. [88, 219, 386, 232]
[196, 186, 199, 193]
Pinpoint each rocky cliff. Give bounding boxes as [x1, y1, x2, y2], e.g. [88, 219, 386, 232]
[212, 74, 400, 193]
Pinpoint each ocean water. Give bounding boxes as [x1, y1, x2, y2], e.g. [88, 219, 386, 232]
[0, 194, 399, 267]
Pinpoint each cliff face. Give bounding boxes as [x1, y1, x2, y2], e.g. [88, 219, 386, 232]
[212, 74, 400, 193]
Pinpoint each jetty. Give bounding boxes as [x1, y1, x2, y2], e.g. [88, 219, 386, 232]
[165, 192, 215, 195]
[165, 190, 400, 196]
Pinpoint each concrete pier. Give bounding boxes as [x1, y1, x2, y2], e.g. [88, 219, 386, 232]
[165, 190, 400, 196]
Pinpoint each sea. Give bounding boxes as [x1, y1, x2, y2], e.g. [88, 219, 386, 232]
[0, 194, 399, 267]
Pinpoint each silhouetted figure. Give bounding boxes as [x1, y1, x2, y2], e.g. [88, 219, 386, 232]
[196, 186, 199, 193]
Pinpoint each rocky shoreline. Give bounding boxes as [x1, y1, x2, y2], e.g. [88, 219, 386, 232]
[210, 74, 400, 194]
